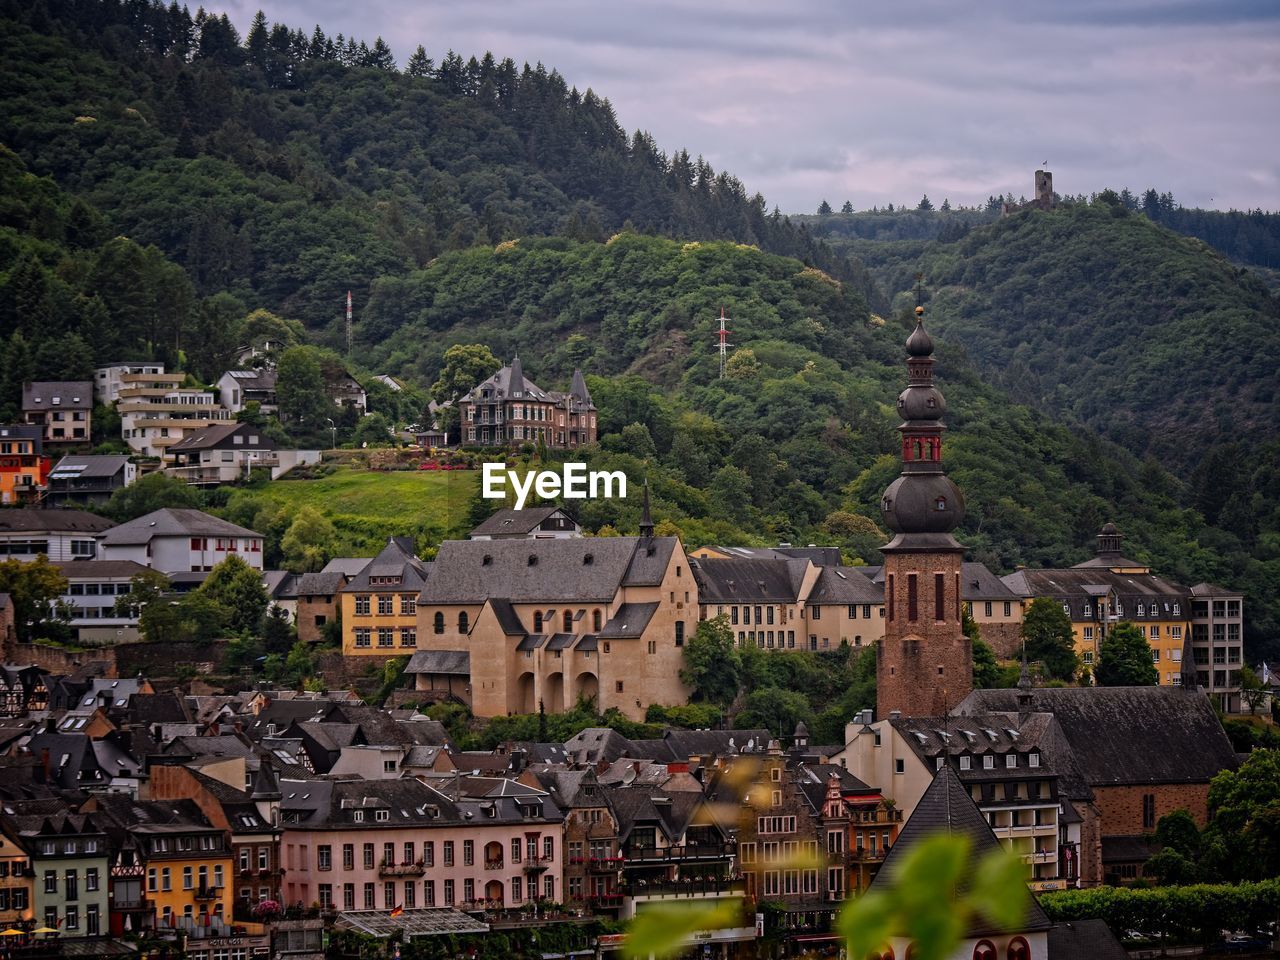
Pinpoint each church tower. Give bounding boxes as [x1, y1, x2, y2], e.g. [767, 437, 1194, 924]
[877, 306, 971, 718]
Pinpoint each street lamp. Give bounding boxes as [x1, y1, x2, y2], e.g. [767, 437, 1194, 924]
[326, 418, 336, 451]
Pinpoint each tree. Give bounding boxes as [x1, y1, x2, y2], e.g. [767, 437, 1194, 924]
[817, 200, 833, 216]
[406, 45, 433, 77]
[430, 344, 500, 405]
[917, 195, 934, 211]
[1203, 749, 1280, 882]
[276, 346, 332, 430]
[197, 555, 268, 634]
[1238, 665, 1269, 715]
[1020, 597, 1078, 681]
[679, 615, 741, 705]
[350, 412, 394, 448]
[724, 348, 760, 380]
[105, 472, 199, 521]
[841, 201, 853, 214]
[940, 198, 951, 211]
[970, 634, 1002, 691]
[1095, 621, 1158, 686]
[114, 569, 178, 643]
[617, 423, 656, 459]
[280, 506, 336, 572]
[0, 557, 69, 642]
[737, 686, 814, 739]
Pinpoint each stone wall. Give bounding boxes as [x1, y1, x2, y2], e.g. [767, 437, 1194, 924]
[1094, 782, 1212, 836]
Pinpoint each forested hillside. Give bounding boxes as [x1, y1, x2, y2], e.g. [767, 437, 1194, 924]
[0, 1, 1276, 658]
[0, 0, 836, 339]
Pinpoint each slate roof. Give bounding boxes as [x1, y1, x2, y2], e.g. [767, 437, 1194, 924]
[53, 560, 149, 579]
[597, 602, 659, 638]
[959, 562, 1020, 601]
[955, 687, 1237, 786]
[1189, 582, 1243, 598]
[405, 650, 470, 675]
[296, 571, 347, 597]
[469, 506, 563, 537]
[49, 455, 132, 479]
[1000, 568, 1188, 621]
[421, 537, 676, 604]
[872, 764, 1052, 934]
[690, 557, 811, 604]
[321, 558, 372, 577]
[23, 381, 93, 410]
[807, 565, 883, 604]
[463, 360, 554, 403]
[0, 508, 115, 534]
[169, 421, 276, 451]
[1047, 919, 1130, 960]
[101, 508, 261, 544]
[342, 537, 429, 593]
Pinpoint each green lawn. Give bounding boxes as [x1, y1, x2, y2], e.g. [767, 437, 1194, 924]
[230, 466, 479, 557]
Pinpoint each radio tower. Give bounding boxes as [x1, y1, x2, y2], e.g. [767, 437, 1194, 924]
[345, 291, 353, 356]
[715, 307, 733, 378]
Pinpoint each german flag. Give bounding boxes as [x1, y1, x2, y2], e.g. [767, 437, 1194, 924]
[389, 905, 404, 918]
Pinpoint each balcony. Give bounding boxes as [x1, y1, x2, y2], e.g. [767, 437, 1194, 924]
[194, 885, 222, 901]
[848, 846, 887, 862]
[378, 861, 425, 878]
[113, 897, 154, 911]
[624, 843, 735, 863]
[588, 856, 625, 872]
[484, 859, 504, 871]
[522, 855, 552, 873]
[619, 877, 746, 900]
[1021, 850, 1057, 865]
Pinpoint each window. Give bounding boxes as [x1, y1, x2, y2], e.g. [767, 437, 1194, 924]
[1006, 754, 1017, 768]
[511, 839, 521, 863]
[342, 844, 354, 870]
[616, 680, 624, 693]
[433, 612, 444, 634]
[894, 758, 905, 774]
[544, 836, 554, 861]
[983, 754, 994, 770]
[404, 881, 416, 908]
[959, 755, 971, 770]
[258, 846, 269, 871]
[355, 595, 371, 616]
[318, 845, 332, 870]
[1142, 793, 1156, 829]
[443, 841, 454, 867]
[463, 840, 474, 866]
[183, 866, 193, 890]
[377, 627, 394, 647]
[458, 611, 469, 633]
[936, 573, 946, 621]
[1029, 753, 1040, 768]
[384, 882, 395, 910]
[377, 595, 394, 615]
[425, 880, 435, 907]
[1004, 601, 1012, 617]
[400, 594, 416, 615]
[354, 628, 371, 648]
[363, 883, 375, 910]
[907, 574, 918, 621]
[424, 841, 434, 867]
[592, 609, 603, 631]
[318, 884, 333, 909]
[85, 867, 99, 892]
[512, 876, 522, 903]
[675, 621, 685, 647]
[463, 879, 474, 903]
[43, 870, 56, 894]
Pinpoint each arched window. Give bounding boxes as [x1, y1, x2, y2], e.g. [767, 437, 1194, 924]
[935, 496, 947, 511]
[563, 610, 573, 632]
[534, 611, 543, 632]
[912, 440, 922, 460]
[592, 609, 603, 631]
[1136, 604, 1144, 617]
[433, 612, 444, 635]
[1007, 937, 1030, 960]
[973, 941, 997, 960]
[458, 611, 469, 634]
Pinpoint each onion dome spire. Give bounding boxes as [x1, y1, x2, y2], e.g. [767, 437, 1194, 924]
[880, 305, 966, 542]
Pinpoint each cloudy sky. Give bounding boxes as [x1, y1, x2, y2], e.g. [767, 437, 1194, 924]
[218, 0, 1279, 213]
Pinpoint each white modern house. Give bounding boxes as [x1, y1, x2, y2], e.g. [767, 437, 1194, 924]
[99, 508, 265, 573]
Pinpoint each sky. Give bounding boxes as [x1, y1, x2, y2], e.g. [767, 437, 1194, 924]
[217, 0, 1280, 214]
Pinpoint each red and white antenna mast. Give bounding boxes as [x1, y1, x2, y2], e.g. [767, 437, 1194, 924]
[715, 307, 733, 378]
[345, 290, 353, 356]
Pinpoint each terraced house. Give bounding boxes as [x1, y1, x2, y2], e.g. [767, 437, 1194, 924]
[340, 538, 430, 658]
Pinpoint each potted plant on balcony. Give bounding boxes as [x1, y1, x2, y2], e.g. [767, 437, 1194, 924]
[252, 899, 281, 922]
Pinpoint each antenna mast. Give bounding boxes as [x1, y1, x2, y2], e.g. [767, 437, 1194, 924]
[345, 290, 353, 356]
[715, 307, 733, 378]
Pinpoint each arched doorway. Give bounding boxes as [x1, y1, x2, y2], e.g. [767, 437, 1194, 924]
[574, 672, 598, 706]
[545, 672, 564, 712]
[516, 672, 536, 714]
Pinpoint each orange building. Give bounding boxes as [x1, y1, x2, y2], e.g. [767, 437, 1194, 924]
[0, 425, 51, 505]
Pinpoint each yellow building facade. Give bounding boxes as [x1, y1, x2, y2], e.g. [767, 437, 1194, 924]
[340, 537, 430, 658]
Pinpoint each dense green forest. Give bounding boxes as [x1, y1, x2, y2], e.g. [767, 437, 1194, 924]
[0, 1, 1276, 659]
[0, 0, 839, 341]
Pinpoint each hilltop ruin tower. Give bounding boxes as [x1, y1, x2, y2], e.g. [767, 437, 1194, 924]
[876, 305, 971, 718]
[1034, 169, 1054, 209]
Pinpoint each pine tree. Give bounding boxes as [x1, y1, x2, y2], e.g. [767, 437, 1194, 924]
[841, 200, 853, 214]
[817, 200, 832, 216]
[917, 194, 933, 211]
[406, 45, 433, 77]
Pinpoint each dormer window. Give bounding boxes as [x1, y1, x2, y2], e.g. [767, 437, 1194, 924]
[375, 809, 390, 822]
[1137, 604, 1144, 617]
[935, 497, 947, 511]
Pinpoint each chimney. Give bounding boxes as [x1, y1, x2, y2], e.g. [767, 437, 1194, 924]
[889, 710, 901, 720]
[666, 762, 689, 775]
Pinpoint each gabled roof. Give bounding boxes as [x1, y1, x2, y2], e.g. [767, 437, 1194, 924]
[955, 687, 1237, 786]
[221, 369, 278, 390]
[23, 381, 92, 410]
[296, 571, 348, 596]
[690, 557, 810, 604]
[421, 537, 675, 604]
[597, 602, 659, 638]
[343, 537, 429, 593]
[872, 764, 1051, 934]
[807, 565, 883, 604]
[49, 455, 132, 479]
[469, 506, 569, 538]
[0, 508, 114, 534]
[101, 508, 260, 544]
[463, 360, 554, 404]
[169, 421, 276, 451]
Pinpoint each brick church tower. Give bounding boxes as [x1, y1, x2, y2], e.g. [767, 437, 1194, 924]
[877, 306, 971, 718]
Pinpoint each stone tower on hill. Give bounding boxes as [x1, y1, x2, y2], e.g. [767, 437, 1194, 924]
[877, 306, 971, 718]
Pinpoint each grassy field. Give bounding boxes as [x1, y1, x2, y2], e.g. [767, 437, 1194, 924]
[227, 466, 479, 557]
